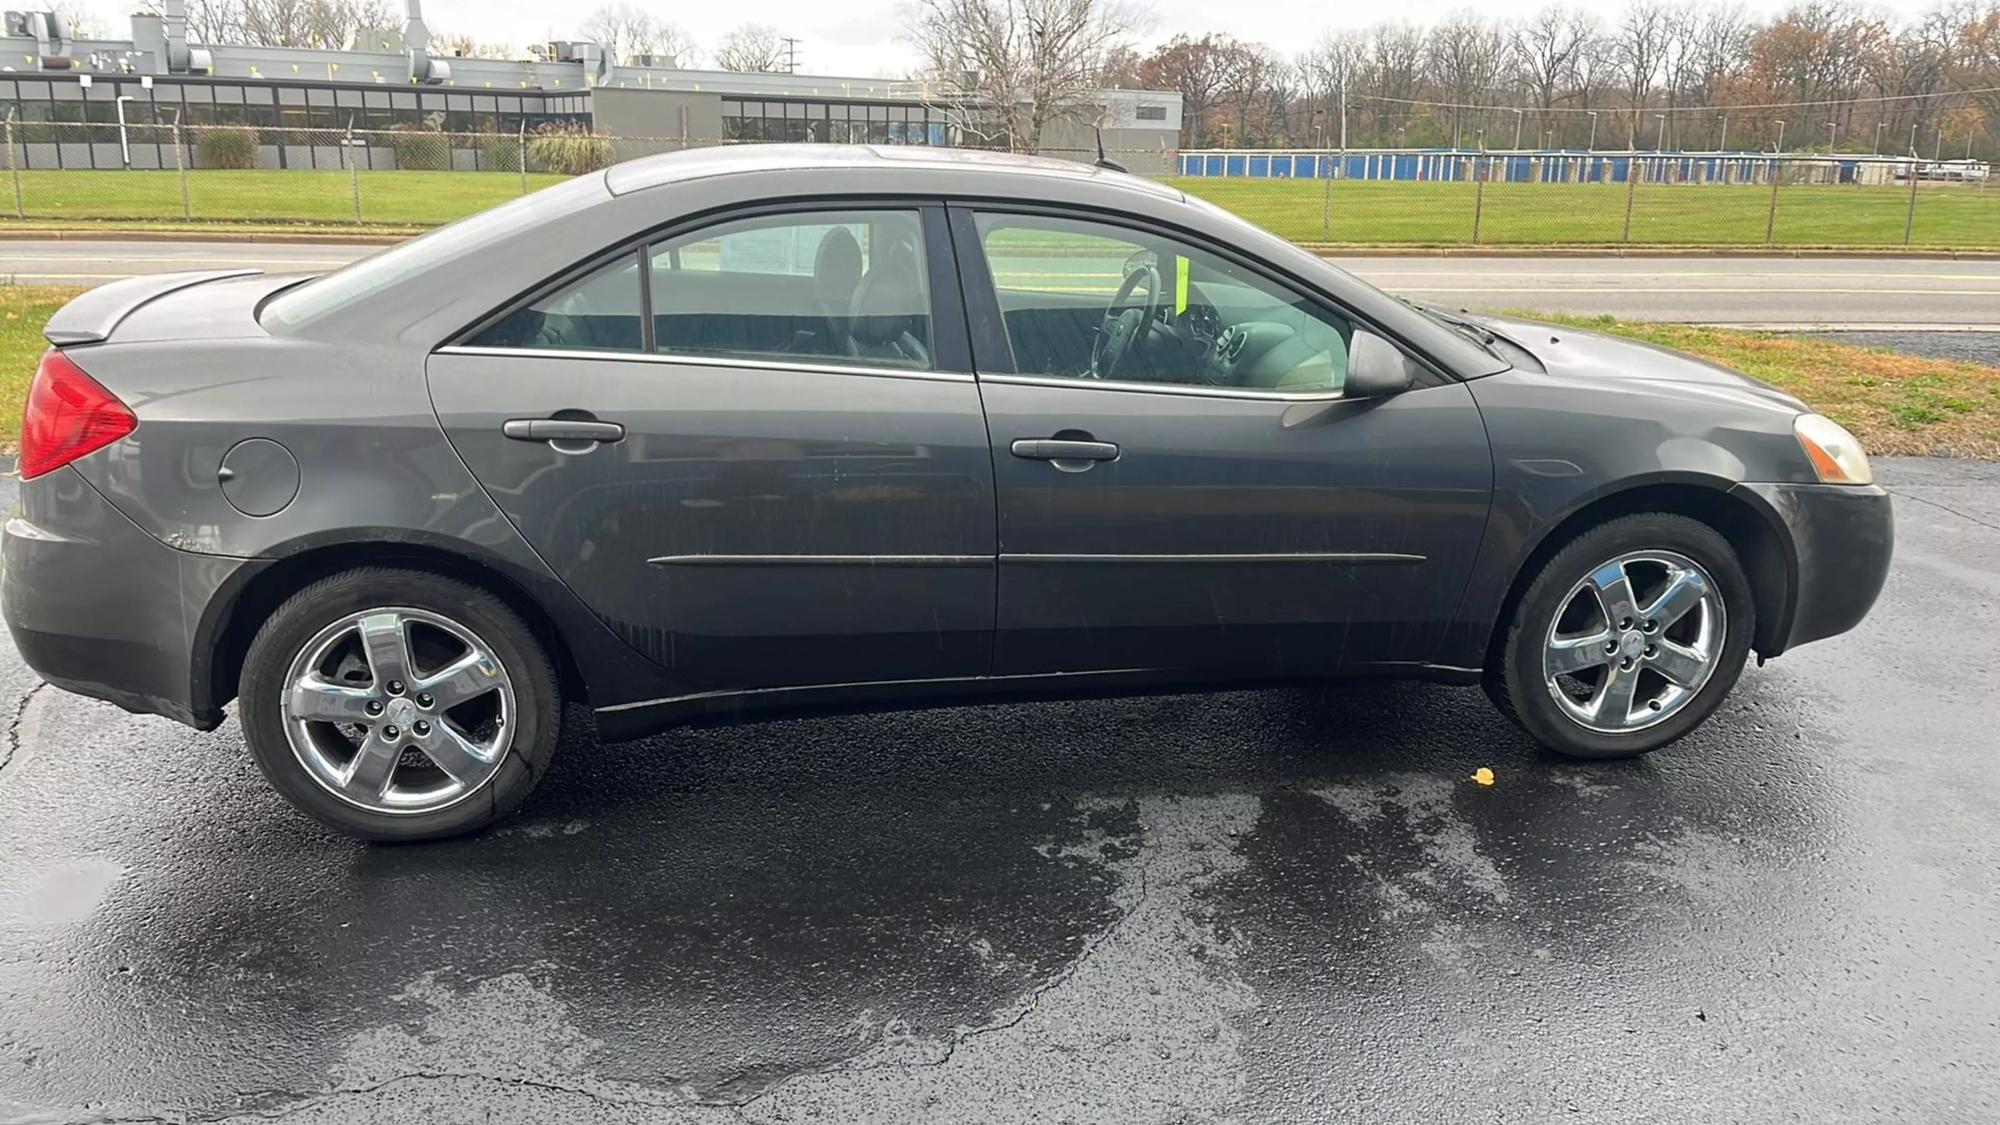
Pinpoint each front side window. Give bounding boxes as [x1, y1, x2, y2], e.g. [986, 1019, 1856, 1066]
[650, 209, 934, 371]
[973, 212, 1353, 394]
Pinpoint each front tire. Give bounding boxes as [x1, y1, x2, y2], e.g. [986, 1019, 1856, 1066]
[239, 567, 560, 841]
[1488, 513, 1755, 760]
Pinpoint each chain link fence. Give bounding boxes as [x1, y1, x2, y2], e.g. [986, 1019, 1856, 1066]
[1174, 150, 1995, 249]
[3, 121, 1993, 249]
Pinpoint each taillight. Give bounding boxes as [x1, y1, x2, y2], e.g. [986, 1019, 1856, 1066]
[19, 349, 137, 480]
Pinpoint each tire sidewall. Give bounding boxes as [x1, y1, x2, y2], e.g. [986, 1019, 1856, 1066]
[1504, 514, 1755, 759]
[239, 569, 559, 841]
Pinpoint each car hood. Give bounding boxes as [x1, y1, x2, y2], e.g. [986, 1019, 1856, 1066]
[1473, 313, 1809, 414]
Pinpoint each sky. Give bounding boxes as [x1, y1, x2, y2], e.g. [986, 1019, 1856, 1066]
[71, 0, 1953, 79]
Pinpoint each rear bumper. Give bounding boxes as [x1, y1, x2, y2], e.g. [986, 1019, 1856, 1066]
[3, 467, 262, 730]
[1731, 481, 1893, 655]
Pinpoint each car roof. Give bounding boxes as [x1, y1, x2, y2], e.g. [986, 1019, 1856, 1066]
[602, 143, 1183, 204]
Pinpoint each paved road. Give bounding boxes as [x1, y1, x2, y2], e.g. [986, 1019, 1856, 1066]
[1, 458, 1995, 1124]
[5, 239, 1999, 328]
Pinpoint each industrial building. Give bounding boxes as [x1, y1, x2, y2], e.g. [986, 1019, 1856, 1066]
[0, 0, 1183, 172]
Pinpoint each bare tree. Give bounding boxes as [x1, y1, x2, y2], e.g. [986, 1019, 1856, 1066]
[50, 0, 110, 38]
[436, 30, 517, 58]
[1515, 7, 1599, 142]
[579, 3, 696, 65]
[1615, 0, 1673, 145]
[147, 0, 391, 46]
[1296, 29, 1367, 146]
[906, 0, 1143, 151]
[714, 23, 789, 72]
[1425, 10, 1509, 146]
[1139, 33, 1241, 146]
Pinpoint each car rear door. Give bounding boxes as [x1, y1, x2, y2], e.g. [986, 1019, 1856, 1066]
[949, 205, 1494, 680]
[427, 203, 997, 695]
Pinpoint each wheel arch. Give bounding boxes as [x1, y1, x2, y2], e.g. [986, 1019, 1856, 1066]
[197, 536, 590, 718]
[1483, 478, 1797, 675]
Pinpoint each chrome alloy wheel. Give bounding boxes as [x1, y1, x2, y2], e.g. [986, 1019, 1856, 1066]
[281, 607, 515, 815]
[1542, 550, 1726, 734]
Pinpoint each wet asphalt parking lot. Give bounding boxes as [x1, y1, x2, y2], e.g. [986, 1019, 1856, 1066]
[0, 457, 1996, 1124]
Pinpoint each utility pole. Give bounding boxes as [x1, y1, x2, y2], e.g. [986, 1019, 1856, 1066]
[780, 36, 800, 74]
[1337, 74, 1347, 154]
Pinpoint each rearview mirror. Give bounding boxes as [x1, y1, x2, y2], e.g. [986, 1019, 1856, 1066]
[1345, 330, 1420, 399]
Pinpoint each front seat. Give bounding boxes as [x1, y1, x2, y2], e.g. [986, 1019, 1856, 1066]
[811, 227, 864, 357]
[847, 236, 932, 368]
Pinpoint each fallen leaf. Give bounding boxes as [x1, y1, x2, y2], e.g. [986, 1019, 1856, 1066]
[1471, 767, 1495, 787]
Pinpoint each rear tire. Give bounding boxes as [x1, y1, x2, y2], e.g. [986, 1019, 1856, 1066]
[1487, 513, 1754, 760]
[238, 567, 560, 841]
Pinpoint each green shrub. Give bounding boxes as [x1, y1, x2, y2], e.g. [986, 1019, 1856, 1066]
[482, 137, 523, 172]
[527, 123, 616, 176]
[387, 124, 451, 171]
[196, 126, 259, 170]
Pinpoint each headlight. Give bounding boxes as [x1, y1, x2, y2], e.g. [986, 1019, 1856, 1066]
[1794, 413, 1873, 485]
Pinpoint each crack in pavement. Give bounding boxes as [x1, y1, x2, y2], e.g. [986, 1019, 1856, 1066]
[1889, 487, 2000, 534]
[2, 679, 47, 782]
[732, 812, 1160, 1111]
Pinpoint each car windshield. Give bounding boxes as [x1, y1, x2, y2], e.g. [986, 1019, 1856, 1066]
[260, 174, 607, 332]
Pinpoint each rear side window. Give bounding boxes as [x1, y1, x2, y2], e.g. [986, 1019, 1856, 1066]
[470, 208, 935, 372]
[650, 209, 933, 371]
[473, 252, 642, 352]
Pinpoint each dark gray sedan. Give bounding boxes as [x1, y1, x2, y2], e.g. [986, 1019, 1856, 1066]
[3, 146, 1891, 840]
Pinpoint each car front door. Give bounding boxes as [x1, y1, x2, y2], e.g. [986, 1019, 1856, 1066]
[950, 206, 1494, 680]
[428, 203, 997, 695]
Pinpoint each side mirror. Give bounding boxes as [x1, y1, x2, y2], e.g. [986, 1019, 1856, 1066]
[1345, 330, 1420, 399]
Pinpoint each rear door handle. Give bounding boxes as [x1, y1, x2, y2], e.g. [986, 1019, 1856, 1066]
[502, 419, 626, 445]
[1011, 438, 1120, 462]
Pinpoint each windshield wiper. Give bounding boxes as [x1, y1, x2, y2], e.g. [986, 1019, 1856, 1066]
[1416, 304, 1501, 352]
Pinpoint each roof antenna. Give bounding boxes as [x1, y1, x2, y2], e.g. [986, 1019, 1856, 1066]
[1093, 121, 1127, 173]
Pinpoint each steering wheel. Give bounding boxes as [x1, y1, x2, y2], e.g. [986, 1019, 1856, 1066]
[1089, 262, 1163, 379]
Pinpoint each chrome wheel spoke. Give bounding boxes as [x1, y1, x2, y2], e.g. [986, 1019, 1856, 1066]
[287, 676, 376, 724]
[1592, 661, 1643, 728]
[1589, 560, 1641, 628]
[357, 612, 414, 690]
[1643, 569, 1710, 630]
[343, 728, 402, 801]
[1648, 638, 1708, 687]
[416, 649, 503, 711]
[1547, 632, 1614, 676]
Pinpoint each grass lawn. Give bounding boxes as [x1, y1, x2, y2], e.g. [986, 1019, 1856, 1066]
[1172, 177, 2000, 248]
[1, 285, 82, 453]
[1521, 313, 2000, 459]
[1, 167, 1995, 248]
[2, 283, 1994, 459]
[9, 169, 568, 227]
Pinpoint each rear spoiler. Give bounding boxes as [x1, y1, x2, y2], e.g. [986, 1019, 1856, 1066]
[43, 269, 261, 346]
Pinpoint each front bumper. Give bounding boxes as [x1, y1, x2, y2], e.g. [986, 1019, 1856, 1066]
[3, 467, 263, 730]
[1731, 480, 1893, 655]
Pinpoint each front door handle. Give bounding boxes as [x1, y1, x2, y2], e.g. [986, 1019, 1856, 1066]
[502, 418, 626, 447]
[1011, 438, 1120, 462]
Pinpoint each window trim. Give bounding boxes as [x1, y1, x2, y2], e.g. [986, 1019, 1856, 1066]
[445, 197, 972, 376]
[944, 199, 1451, 399]
[432, 344, 976, 386]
